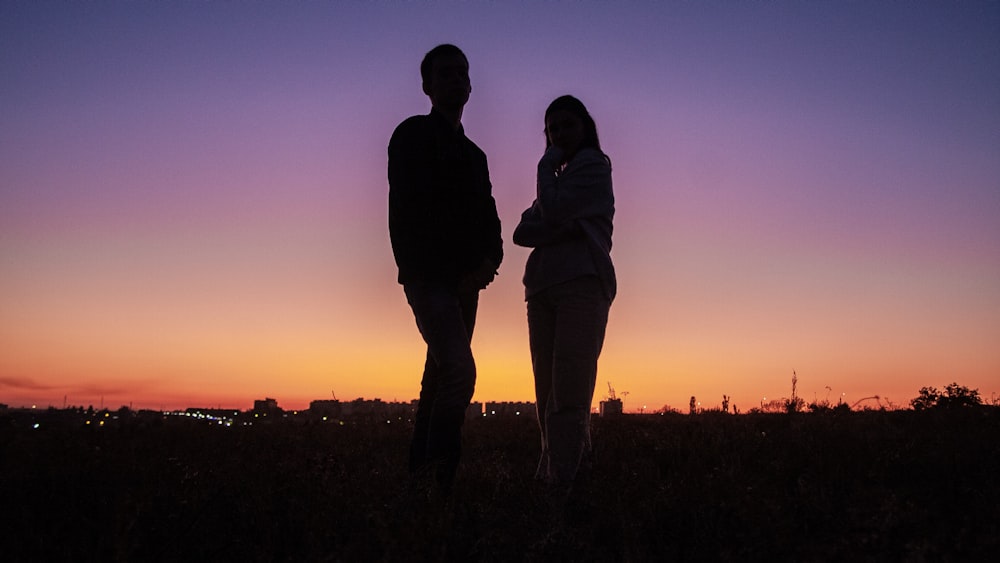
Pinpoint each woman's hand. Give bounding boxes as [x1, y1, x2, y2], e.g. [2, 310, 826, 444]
[539, 145, 566, 169]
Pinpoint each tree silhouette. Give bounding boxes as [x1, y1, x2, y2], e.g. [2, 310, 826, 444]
[910, 382, 983, 410]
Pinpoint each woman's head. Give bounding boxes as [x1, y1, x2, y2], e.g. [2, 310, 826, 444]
[544, 95, 601, 157]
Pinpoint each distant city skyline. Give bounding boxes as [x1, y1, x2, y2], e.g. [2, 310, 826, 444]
[9, 381, 991, 415]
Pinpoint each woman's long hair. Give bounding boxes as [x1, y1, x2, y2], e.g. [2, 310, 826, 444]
[544, 95, 603, 153]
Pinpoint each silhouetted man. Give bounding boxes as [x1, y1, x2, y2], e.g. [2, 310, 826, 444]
[388, 44, 503, 492]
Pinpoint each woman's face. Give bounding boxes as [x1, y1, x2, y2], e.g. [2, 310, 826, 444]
[545, 109, 585, 157]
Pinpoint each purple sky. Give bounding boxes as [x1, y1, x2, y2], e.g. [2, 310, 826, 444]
[2, 1, 998, 411]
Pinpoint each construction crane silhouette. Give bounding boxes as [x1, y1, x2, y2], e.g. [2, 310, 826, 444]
[607, 382, 629, 410]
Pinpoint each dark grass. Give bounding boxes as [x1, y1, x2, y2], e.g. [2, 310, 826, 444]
[2, 408, 998, 562]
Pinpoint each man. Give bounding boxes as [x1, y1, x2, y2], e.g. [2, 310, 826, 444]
[388, 44, 503, 491]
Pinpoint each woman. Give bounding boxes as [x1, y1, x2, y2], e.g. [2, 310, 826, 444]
[513, 95, 616, 491]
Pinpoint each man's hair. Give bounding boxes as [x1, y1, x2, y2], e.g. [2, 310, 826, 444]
[420, 44, 468, 84]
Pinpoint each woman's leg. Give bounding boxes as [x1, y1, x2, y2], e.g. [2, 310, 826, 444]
[527, 292, 556, 480]
[543, 277, 610, 485]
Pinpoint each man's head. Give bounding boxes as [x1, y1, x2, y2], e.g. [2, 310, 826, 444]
[421, 44, 471, 112]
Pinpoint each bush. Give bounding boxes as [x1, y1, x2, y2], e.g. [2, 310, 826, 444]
[911, 382, 983, 410]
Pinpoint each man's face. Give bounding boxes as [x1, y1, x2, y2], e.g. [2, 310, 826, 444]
[423, 53, 471, 110]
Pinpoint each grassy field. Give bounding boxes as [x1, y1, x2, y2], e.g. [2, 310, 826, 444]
[2, 407, 998, 562]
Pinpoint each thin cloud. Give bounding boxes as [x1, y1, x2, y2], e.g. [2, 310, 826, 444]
[0, 376, 56, 391]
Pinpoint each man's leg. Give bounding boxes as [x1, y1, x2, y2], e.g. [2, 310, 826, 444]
[409, 351, 438, 474]
[404, 282, 478, 487]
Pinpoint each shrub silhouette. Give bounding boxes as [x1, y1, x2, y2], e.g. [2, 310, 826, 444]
[910, 382, 982, 410]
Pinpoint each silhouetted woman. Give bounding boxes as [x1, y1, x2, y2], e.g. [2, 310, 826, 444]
[513, 95, 615, 493]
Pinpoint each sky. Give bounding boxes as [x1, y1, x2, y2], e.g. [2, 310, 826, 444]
[2, 1, 998, 412]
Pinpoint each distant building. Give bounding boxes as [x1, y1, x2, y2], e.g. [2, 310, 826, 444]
[181, 407, 238, 426]
[306, 398, 536, 422]
[253, 397, 281, 415]
[599, 398, 623, 416]
[309, 398, 416, 421]
[483, 401, 535, 418]
[185, 407, 239, 419]
[309, 399, 344, 418]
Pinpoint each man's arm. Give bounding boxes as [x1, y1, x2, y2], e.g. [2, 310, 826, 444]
[388, 118, 435, 278]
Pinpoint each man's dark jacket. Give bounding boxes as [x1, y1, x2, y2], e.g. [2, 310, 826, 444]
[388, 109, 503, 285]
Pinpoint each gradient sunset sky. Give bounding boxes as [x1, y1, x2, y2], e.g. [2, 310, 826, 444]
[2, 1, 998, 412]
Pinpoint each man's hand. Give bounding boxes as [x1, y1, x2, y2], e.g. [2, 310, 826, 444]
[459, 258, 498, 292]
